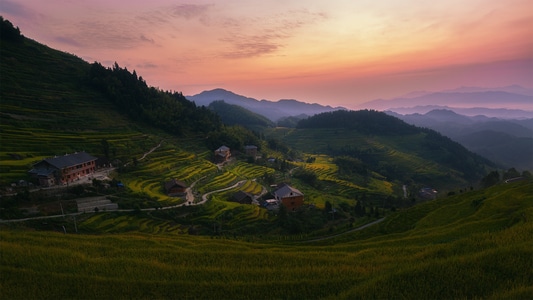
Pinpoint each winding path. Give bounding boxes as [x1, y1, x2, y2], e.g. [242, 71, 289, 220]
[299, 217, 386, 243]
[1, 141, 386, 238]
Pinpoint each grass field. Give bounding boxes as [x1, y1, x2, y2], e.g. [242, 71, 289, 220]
[1, 180, 531, 299]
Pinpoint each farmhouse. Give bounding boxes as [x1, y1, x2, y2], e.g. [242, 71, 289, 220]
[164, 179, 189, 197]
[231, 190, 253, 204]
[214, 145, 231, 163]
[244, 145, 258, 158]
[273, 183, 304, 211]
[28, 152, 97, 187]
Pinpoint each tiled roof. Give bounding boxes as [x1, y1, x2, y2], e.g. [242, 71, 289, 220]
[164, 179, 188, 191]
[28, 168, 56, 177]
[43, 152, 97, 169]
[274, 184, 303, 198]
[233, 190, 252, 202]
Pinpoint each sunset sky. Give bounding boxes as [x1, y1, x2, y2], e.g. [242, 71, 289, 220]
[1, 0, 532, 108]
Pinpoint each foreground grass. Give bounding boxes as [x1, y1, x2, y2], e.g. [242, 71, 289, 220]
[1, 181, 532, 299]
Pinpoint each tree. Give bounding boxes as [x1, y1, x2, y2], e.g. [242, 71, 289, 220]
[101, 139, 110, 160]
[0, 17, 23, 42]
[481, 171, 500, 188]
[503, 168, 520, 180]
[277, 204, 288, 227]
[354, 200, 365, 217]
[324, 201, 332, 213]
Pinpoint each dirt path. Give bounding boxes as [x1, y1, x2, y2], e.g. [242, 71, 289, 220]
[298, 217, 386, 243]
[124, 140, 164, 167]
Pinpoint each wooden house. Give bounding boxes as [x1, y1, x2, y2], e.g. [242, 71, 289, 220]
[164, 179, 189, 197]
[231, 191, 253, 204]
[28, 152, 97, 187]
[273, 183, 304, 211]
[244, 145, 258, 158]
[214, 145, 231, 163]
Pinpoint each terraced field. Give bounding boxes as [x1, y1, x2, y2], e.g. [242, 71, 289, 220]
[1, 181, 531, 299]
[119, 144, 219, 205]
[79, 213, 186, 234]
[226, 161, 275, 179]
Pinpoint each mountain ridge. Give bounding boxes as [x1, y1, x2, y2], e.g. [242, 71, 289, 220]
[388, 109, 533, 170]
[358, 88, 533, 119]
[187, 88, 345, 122]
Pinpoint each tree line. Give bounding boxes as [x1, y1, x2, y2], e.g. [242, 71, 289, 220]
[88, 62, 221, 136]
[296, 110, 420, 135]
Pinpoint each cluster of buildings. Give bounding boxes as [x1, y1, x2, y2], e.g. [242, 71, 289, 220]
[27, 145, 305, 211]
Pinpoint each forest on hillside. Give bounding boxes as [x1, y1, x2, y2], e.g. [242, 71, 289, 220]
[295, 110, 495, 181]
[88, 62, 221, 136]
[297, 110, 419, 135]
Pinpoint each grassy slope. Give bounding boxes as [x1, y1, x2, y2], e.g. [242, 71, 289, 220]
[1, 180, 531, 299]
[265, 127, 484, 191]
[0, 37, 161, 185]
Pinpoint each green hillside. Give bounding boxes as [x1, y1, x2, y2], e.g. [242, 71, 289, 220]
[1, 180, 531, 299]
[208, 100, 275, 129]
[0, 18, 221, 186]
[266, 110, 495, 191]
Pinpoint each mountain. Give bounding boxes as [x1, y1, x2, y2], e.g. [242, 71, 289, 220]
[187, 88, 345, 122]
[207, 100, 275, 129]
[387, 105, 533, 119]
[359, 88, 533, 119]
[441, 84, 533, 96]
[266, 110, 496, 189]
[0, 18, 224, 185]
[454, 130, 533, 170]
[388, 109, 533, 170]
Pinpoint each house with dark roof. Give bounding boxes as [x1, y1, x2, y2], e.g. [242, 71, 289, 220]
[164, 179, 189, 197]
[28, 152, 97, 187]
[214, 145, 231, 163]
[231, 190, 253, 204]
[273, 183, 304, 211]
[244, 145, 258, 158]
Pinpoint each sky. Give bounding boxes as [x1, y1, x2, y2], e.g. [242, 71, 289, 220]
[1, 0, 532, 108]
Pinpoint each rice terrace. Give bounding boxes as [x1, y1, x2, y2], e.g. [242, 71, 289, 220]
[1, 16, 533, 299]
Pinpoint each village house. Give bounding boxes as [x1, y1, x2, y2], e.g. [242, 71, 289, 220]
[28, 152, 97, 187]
[244, 145, 258, 158]
[214, 145, 231, 163]
[231, 190, 253, 204]
[164, 179, 189, 197]
[273, 183, 304, 211]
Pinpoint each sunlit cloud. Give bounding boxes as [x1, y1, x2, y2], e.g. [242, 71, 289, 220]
[170, 4, 212, 20]
[0, 0, 531, 107]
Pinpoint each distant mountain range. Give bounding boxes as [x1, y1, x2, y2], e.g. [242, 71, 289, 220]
[359, 86, 533, 119]
[387, 109, 533, 171]
[186, 88, 345, 122]
[187, 87, 532, 170]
